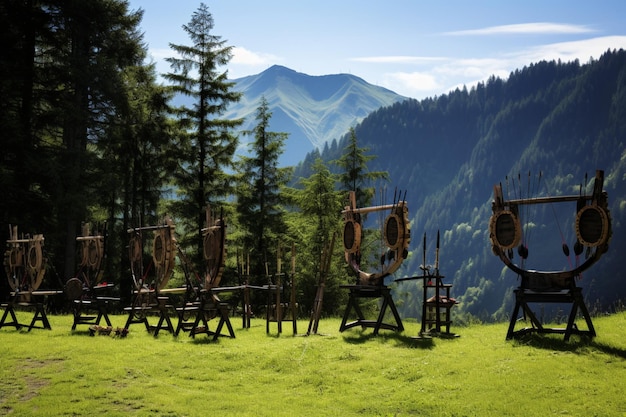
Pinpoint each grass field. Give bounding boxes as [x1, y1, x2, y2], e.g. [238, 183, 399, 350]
[1, 311, 626, 416]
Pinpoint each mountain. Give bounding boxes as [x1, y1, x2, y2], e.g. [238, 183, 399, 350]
[309, 49, 626, 321]
[222, 65, 407, 166]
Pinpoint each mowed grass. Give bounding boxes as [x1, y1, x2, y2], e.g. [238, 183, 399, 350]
[1, 311, 626, 416]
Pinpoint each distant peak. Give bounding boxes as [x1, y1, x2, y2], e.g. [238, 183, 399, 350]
[263, 65, 297, 75]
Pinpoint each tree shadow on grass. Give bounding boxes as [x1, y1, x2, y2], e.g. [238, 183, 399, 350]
[513, 333, 626, 359]
[341, 330, 437, 349]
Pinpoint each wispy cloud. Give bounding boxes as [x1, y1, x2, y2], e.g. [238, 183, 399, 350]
[378, 36, 626, 99]
[383, 71, 442, 94]
[231, 47, 281, 66]
[350, 56, 447, 64]
[445, 22, 596, 36]
[510, 35, 626, 64]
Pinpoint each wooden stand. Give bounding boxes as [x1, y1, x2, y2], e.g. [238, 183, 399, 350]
[339, 285, 403, 334]
[241, 282, 254, 328]
[123, 289, 175, 336]
[71, 298, 115, 330]
[66, 281, 117, 331]
[0, 300, 51, 330]
[0, 301, 21, 330]
[265, 272, 298, 335]
[507, 283, 595, 341]
[0, 291, 62, 331]
[490, 171, 608, 342]
[422, 274, 458, 337]
[175, 290, 235, 340]
[307, 234, 334, 336]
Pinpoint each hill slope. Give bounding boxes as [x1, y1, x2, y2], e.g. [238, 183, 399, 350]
[311, 49, 626, 320]
[223, 65, 407, 166]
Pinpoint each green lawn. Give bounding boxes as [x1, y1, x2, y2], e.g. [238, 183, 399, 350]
[1, 311, 625, 416]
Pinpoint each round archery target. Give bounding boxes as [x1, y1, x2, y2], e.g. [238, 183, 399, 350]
[202, 220, 225, 288]
[87, 239, 102, 268]
[27, 241, 42, 271]
[384, 213, 402, 250]
[203, 229, 219, 260]
[490, 210, 521, 250]
[575, 205, 610, 247]
[5, 248, 22, 290]
[9, 248, 22, 268]
[343, 219, 361, 254]
[153, 232, 165, 264]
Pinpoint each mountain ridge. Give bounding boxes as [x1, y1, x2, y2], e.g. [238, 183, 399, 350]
[223, 65, 407, 166]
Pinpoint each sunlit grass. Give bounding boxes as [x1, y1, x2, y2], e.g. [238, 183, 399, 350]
[1, 312, 626, 416]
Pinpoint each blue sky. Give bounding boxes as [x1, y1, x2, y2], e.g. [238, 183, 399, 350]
[128, 0, 626, 99]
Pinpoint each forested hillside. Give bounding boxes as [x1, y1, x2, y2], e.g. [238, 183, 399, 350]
[307, 49, 626, 320]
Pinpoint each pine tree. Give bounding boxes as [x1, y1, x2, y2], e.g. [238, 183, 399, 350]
[334, 127, 388, 208]
[235, 96, 291, 281]
[0, 0, 51, 235]
[333, 127, 389, 282]
[54, 0, 146, 279]
[98, 62, 176, 302]
[283, 158, 344, 315]
[0, 0, 147, 280]
[164, 3, 242, 267]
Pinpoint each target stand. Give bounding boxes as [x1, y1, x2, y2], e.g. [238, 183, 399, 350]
[0, 291, 61, 331]
[65, 224, 119, 331]
[490, 170, 610, 342]
[174, 289, 235, 340]
[123, 288, 175, 335]
[339, 285, 404, 334]
[66, 278, 116, 331]
[339, 190, 410, 335]
[506, 276, 595, 341]
[1, 227, 61, 331]
[123, 220, 178, 336]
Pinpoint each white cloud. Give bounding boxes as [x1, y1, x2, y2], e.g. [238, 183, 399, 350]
[437, 58, 510, 78]
[146, 46, 280, 67]
[380, 57, 512, 98]
[445, 22, 596, 36]
[231, 46, 281, 66]
[510, 35, 626, 64]
[383, 71, 442, 94]
[386, 36, 626, 99]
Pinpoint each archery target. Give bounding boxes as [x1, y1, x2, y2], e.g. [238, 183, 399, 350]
[343, 220, 361, 254]
[490, 210, 521, 250]
[575, 205, 610, 247]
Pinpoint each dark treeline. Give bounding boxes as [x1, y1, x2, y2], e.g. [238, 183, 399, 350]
[1, 0, 167, 297]
[304, 50, 626, 321]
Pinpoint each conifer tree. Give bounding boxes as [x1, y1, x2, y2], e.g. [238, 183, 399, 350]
[235, 96, 291, 281]
[334, 127, 388, 208]
[0, 0, 147, 279]
[334, 127, 389, 281]
[164, 3, 242, 266]
[98, 62, 175, 301]
[54, 0, 146, 279]
[283, 158, 344, 315]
